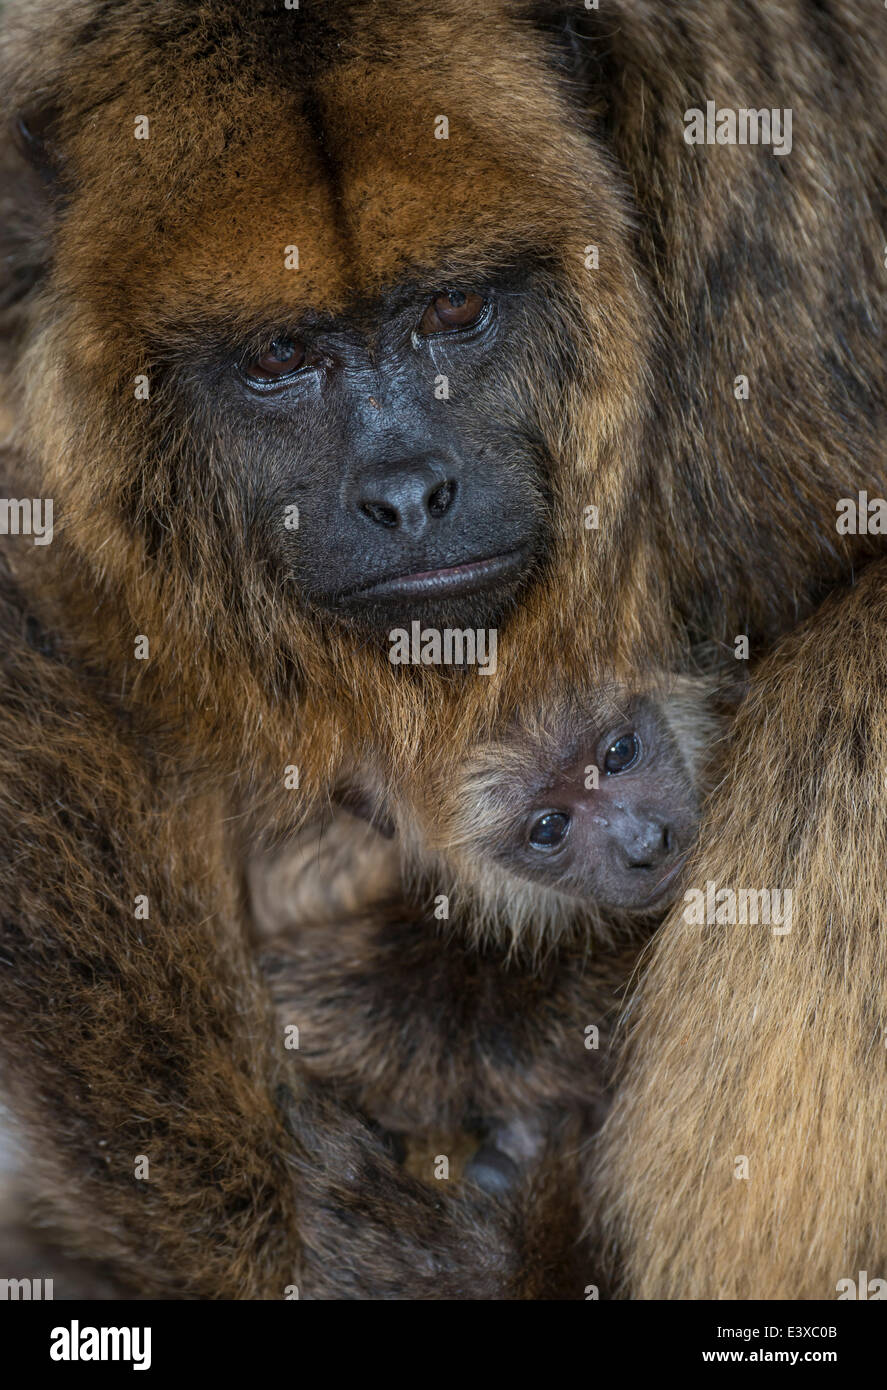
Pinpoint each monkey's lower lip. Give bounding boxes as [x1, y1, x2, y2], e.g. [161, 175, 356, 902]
[343, 548, 529, 603]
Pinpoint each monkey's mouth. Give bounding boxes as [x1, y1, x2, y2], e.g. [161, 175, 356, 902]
[340, 547, 530, 604]
[636, 854, 689, 909]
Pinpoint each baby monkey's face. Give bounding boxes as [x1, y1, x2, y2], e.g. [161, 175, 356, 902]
[497, 697, 701, 913]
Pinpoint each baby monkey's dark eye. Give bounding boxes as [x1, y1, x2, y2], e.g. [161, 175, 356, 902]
[528, 811, 571, 850]
[419, 290, 486, 335]
[604, 733, 641, 775]
[245, 338, 307, 381]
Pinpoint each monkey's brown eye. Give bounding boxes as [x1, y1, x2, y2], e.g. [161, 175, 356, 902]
[419, 290, 486, 335]
[604, 733, 641, 775]
[528, 811, 571, 850]
[246, 338, 307, 381]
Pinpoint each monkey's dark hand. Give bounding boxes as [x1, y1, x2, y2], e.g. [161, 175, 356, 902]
[464, 1114, 549, 1195]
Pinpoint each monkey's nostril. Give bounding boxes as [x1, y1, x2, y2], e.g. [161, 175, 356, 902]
[428, 479, 456, 518]
[625, 822, 671, 870]
[360, 500, 399, 528]
[356, 467, 457, 534]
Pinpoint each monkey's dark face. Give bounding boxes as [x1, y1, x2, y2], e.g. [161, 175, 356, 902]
[207, 273, 547, 633]
[498, 701, 699, 913]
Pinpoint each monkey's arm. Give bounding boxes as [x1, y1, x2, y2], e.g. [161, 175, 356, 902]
[597, 559, 887, 1299]
[0, 613, 292, 1296]
[0, 593, 523, 1299]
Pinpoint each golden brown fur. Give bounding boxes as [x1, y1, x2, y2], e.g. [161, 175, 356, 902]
[598, 564, 887, 1298]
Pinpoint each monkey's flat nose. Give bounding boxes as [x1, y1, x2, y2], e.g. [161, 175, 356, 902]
[624, 820, 671, 869]
[358, 466, 457, 539]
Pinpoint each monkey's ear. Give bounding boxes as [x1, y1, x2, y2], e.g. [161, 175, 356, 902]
[1, 107, 62, 309]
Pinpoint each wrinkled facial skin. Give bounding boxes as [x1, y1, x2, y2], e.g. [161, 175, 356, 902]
[188, 270, 549, 634]
[502, 700, 700, 912]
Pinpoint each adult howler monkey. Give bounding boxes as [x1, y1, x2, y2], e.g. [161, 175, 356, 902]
[0, 0, 884, 1298]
